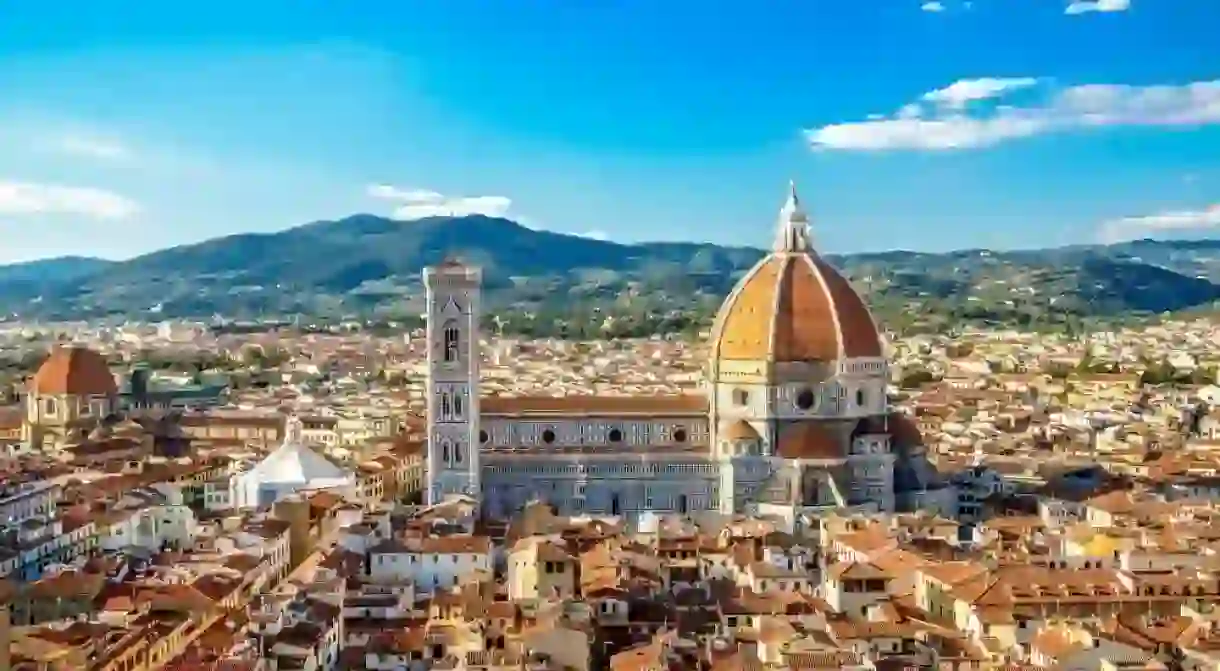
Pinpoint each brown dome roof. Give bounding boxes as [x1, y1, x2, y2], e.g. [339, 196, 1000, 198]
[710, 183, 882, 364]
[887, 412, 924, 448]
[723, 419, 760, 441]
[31, 346, 117, 396]
[775, 422, 845, 461]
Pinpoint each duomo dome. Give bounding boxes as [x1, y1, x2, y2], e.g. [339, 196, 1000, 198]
[710, 182, 883, 366]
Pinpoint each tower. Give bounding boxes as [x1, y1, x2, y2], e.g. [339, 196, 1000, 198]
[424, 259, 482, 505]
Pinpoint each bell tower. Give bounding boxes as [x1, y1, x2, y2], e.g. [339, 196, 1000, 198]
[424, 258, 482, 505]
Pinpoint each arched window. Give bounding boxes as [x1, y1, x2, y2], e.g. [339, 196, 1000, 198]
[443, 321, 460, 362]
[455, 443, 464, 465]
[453, 393, 463, 418]
[441, 393, 451, 418]
[441, 442, 450, 464]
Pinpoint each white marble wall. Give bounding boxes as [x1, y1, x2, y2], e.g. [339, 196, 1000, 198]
[848, 433, 896, 511]
[481, 456, 719, 520]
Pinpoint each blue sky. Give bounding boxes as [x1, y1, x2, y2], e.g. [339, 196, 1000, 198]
[1, 0, 1218, 263]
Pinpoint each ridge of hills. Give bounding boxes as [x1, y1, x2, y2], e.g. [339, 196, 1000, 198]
[4, 213, 1220, 336]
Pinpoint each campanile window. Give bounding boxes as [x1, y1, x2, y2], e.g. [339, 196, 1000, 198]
[443, 322, 460, 362]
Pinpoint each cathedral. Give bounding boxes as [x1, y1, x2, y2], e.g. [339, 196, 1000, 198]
[424, 183, 940, 525]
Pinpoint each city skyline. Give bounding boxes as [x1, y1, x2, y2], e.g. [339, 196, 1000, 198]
[1, 0, 1219, 264]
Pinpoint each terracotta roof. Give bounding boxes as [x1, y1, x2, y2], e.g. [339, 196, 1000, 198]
[887, 412, 924, 447]
[31, 346, 117, 396]
[710, 251, 882, 363]
[0, 407, 21, 430]
[723, 419, 760, 441]
[775, 422, 845, 461]
[827, 560, 891, 581]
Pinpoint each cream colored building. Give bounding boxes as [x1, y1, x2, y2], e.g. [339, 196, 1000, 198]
[506, 537, 578, 601]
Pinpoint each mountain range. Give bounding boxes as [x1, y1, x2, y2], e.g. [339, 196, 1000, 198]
[4, 213, 1220, 334]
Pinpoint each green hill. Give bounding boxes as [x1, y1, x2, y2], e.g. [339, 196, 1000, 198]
[2, 215, 1218, 336]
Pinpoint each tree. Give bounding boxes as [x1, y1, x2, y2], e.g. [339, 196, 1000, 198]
[1189, 367, 1218, 386]
[1140, 359, 1179, 386]
[899, 369, 936, 389]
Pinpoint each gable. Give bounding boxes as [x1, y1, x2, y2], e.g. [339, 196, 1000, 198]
[442, 295, 463, 316]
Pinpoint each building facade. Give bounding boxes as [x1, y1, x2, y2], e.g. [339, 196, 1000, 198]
[21, 346, 119, 449]
[425, 183, 936, 524]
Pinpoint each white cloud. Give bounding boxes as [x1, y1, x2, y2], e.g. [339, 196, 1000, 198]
[1099, 204, 1220, 242]
[806, 78, 1220, 151]
[921, 77, 1039, 109]
[53, 135, 132, 160]
[921, 2, 945, 12]
[0, 180, 140, 219]
[1066, 0, 1130, 15]
[366, 184, 514, 219]
[579, 230, 610, 241]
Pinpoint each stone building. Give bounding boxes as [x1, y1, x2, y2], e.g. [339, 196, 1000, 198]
[21, 346, 119, 450]
[425, 182, 936, 525]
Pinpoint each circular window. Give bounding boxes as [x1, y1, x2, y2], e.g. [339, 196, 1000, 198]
[608, 428, 623, 443]
[478, 430, 489, 444]
[795, 389, 815, 410]
[674, 428, 688, 443]
[542, 429, 556, 444]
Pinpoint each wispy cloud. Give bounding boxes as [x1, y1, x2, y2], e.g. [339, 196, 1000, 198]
[1065, 0, 1131, 15]
[0, 180, 140, 219]
[920, 78, 1039, 109]
[367, 184, 514, 219]
[920, 2, 946, 12]
[806, 78, 1220, 151]
[1099, 204, 1220, 242]
[53, 135, 132, 161]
